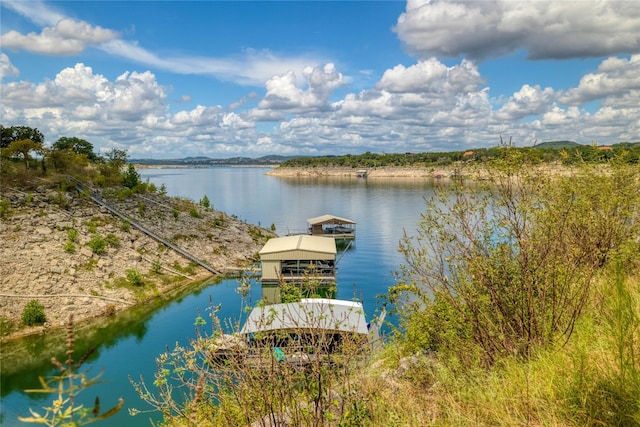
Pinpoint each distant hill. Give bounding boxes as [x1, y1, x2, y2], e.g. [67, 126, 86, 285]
[131, 155, 297, 166]
[535, 141, 582, 149]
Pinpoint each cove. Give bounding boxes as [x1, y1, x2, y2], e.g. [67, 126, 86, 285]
[1, 166, 442, 426]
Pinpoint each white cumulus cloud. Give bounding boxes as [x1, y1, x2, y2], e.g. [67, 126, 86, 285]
[394, 0, 640, 60]
[1, 18, 119, 55]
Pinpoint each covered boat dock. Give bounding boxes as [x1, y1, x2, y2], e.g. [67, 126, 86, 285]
[240, 298, 369, 354]
[307, 214, 356, 241]
[259, 234, 337, 290]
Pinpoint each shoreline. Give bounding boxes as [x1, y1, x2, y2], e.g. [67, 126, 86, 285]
[266, 165, 490, 179]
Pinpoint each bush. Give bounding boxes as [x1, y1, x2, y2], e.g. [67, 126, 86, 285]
[66, 228, 79, 242]
[63, 241, 76, 253]
[88, 234, 107, 254]
[105, 233, 120, 247]
[395, 160, 640, 365]
[0, 199, 12, 218]
[22, 300, 47, 326]
[126, 269, 144, 286]
[122, 164, 141, 189]
[199, 195, 210, 208]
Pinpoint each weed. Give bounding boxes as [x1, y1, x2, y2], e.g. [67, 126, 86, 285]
[126, 269, 145, 287]
[21, 300, 47, 326]
[63, 241, 76, 253]
[18, 316, 123, 426]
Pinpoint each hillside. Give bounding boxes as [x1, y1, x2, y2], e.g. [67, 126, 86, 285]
[535, 140, 582, 148]
[0, 186, 275, 340]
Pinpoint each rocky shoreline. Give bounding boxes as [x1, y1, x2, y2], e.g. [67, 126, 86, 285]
[266, 165, 492, 179]
[0, 187, 275, 342]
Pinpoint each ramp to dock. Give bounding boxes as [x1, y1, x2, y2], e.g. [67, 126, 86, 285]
[68, 177, 221, 275]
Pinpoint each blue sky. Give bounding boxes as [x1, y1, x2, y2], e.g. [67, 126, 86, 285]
[1, 0, 639, 159]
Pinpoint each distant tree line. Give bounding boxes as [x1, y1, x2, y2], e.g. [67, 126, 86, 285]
[280, 141, 640, 168]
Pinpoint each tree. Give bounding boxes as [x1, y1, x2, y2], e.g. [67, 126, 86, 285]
[1, 125, 44, 149]
[104, 148, 128, 169]
[52, 136, 98, 161]
[95, 149, 129, 187]
[3, 139, 44, 170]
[122, 164, 141, 189]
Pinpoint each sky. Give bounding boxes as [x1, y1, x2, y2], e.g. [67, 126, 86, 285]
[1, 0, 639, 159]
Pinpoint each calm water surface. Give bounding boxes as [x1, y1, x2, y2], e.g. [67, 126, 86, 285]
[1, 167, 440, 426]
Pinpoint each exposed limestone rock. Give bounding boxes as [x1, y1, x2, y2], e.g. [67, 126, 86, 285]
[0, 187, 275, 341]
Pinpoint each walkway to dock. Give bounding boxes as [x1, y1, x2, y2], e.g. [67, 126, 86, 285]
[68, 177, 221, 275]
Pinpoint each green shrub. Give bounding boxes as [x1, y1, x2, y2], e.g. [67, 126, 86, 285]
[105, 233, 120, 247]
[126, 269, 144, 286]
[122, 164, 141, 189]
[151, 259, 162, 274]
[63, 241, 76, 253]
[88, 234, 107, 254]
[189, 208, 201, 218]
[22, 300, 47, 326]
[0, 199, 12, 218]
[199, 195, 211, 208]
[66, 228, 79, 242]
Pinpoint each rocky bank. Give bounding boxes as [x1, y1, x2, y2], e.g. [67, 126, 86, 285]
[266, 165, 492, 179]
[0, 186, 275, 341]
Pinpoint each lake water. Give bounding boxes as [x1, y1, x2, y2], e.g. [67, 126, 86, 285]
[1, 167, 442, 426]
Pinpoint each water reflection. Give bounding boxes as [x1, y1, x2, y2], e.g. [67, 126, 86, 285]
[0, 276, 222, 397]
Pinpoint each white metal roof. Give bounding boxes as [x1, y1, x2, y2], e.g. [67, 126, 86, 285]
[259, 234, 336, 256]
[240, 298, 368, 335]
[307, 214, 356, 226]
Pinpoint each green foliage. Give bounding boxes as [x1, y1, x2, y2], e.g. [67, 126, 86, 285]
[126, 269, 144, 287]
[151, 259, 162, 274]
[596, 261, 640, 424]
[394, 160, 640, 365]
[189, 208, 201, 218]
[87, 222, 97, 234]
[4, 139, 44, 170]
[21, 300, 47, 326]
[280, 283, 304, 303]
[1, 125, 44, 148]
[87, 235, 107, 255]
[0, 199, 11, 218]
[66, 228, 79, 243]
[137, 201, 146, 217]
[18, 316, 123, 426]
[52, 136, 98, 162]
[278, 141, 640, 169]
[104, 233, 120, 248]
[121, 164, 141, 189]
[63, 241, 76, 253]
[199, 195, 210, 208]
[0, 316, 17, 337]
